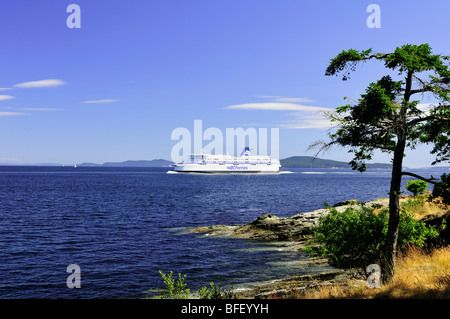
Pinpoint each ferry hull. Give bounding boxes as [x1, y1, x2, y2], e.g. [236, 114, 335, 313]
[171, 147, 280, 173]
[172, 163, 280, 173]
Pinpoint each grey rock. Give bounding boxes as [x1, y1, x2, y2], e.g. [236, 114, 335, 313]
[193, 200, 386, 241]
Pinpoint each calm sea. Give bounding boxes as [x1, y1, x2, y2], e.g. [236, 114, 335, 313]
[0, 166, 447, 298]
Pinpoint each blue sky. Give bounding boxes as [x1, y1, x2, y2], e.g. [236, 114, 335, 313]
[0, 0, 449, 167]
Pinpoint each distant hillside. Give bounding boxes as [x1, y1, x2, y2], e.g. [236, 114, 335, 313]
[280, 156, 392, 169]
[78, 159, 173, 167]
[77, 156, 391, 169]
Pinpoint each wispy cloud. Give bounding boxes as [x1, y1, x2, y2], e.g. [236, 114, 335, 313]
[0, 111, 28, 117]
[226, 96, 333, 129]
[0, 95, 15, 101]
[279, 114, 333, 129]
[417, 103, 437, 111]
[21, 108, 62, 111]
[14, 79, 66, 88]
[255, 95, 315, 103]
[273, 97, 316, 103]
[82, 99, 119, 104]
[0, 88, 12, 91]
[0, 157, 21, 162]
[226, 102, 328, 112]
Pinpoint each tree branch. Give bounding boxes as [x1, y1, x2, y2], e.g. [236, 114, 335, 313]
[407, 114, 450, 127]
[410, 88, 431, 95]
[362, 53, 389, 61]
[401, 171, 438, 184]
[410, 75, 432, 96]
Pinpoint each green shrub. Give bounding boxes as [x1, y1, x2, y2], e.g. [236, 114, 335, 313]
[397, 210, 440, 249]
[156, 271, 236, 299]
[431, 173, 450, 206]
[306, 205, 387, 268]
[401, 195, 427, 215]
[157, 270, 190, 299]
[197, 282, 236, 299]
[306, 204, 439, 268]
[406, 180, 428, 198]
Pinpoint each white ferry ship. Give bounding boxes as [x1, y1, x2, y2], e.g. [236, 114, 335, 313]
[172, 147, 281, 173]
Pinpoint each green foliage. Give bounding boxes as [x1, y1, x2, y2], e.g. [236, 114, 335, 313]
[384, 43, 446, 74]
[406, 180, 429, 197]
[431, 173, 450, 206]
[157, 270, 190, 299]
[306, 205, 387, 268]
[397, 210, 439, 250]
[156, 271, 236, 299]
[197, 282, 236, 299]
[306, 203, 439, 268]
[320, 43, 450, 171]
[401, 195, 427, 213]
[325, 48, 374, 80]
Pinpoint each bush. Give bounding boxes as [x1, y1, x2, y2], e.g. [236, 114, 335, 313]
[156, 271, 236, 299]
[406, 180, 428, 198]
[431, 173, 450, 206]
[306, 205, 387, 268]
[197, 282, 236, 299]
[157, 270, 190, 299]
[306, 204, 439, 268]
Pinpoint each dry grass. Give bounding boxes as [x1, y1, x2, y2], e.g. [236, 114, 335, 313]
[381, 246, 450, 298]
[373, 194, 448, 220]
[401, 195, 448, 220]
[298, 246, 450, 299]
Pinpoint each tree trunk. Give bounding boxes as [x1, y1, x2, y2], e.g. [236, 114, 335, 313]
[383, 138, 406, 282]
[383, 71, 413, 282]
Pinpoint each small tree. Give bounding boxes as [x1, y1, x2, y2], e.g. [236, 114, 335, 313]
[406, 180, 428, 198]
[315, 43, 450, 281]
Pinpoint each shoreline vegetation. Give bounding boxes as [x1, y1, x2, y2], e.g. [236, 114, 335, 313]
[188, 194, 450, 299]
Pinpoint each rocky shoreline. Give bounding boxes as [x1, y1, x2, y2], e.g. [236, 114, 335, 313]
[190, 196, 449, 298]
[187, 196, 450, 299]
[192, 198, 397, 298]
[193, 198, 393, 241]
[234, 268, 368, 299]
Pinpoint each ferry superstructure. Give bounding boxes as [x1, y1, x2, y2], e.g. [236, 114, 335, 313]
[172, 147, 281, 173]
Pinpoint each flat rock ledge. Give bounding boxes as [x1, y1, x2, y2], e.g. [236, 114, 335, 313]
[234, 268, 367, 299]
[194, 199, 391, 241]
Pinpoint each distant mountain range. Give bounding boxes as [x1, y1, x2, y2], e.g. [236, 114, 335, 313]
[78, 159, 173, 167]
[80, 156, 392, 169]
[280, 156, 392, 169]
[0, 156, 419, 169]
[1, 156, 447, 171]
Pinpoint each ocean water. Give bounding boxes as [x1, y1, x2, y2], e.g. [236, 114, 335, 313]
[0, 166, 447, 298]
